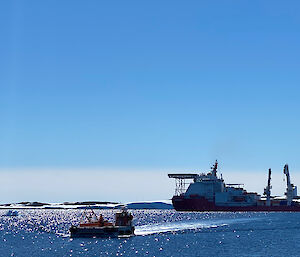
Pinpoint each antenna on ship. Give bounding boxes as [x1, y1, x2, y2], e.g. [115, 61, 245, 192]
[263, 168, 272, 207]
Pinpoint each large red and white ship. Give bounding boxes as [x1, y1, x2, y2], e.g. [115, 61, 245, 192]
[168, 161, 300, 211]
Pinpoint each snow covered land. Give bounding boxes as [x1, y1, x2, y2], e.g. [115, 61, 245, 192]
[0, 200, 173, 210]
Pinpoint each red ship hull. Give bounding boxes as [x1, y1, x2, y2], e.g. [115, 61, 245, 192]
[172, 196, 300, 212]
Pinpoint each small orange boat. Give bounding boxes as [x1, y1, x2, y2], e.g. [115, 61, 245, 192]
[70, 208, 135, 238]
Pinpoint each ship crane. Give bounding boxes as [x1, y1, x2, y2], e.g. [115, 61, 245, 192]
[283, 164, 297, 206]
[263, 168, 272, 207]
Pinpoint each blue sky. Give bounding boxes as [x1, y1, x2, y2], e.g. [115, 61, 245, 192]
[1, 1, 300, 202]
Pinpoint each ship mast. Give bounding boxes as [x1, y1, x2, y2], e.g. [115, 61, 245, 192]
[263, 168, 272, 207]
[210, 160, 218, 177]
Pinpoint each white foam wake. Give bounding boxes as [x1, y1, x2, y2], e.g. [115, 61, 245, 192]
[134, 220, 228, 236]
[134, 216, 262, 236]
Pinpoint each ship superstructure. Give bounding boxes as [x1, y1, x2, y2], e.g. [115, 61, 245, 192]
[169, 161, 300, 211]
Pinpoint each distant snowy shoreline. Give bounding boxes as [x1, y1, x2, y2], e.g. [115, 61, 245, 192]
[0, 200, 173, 210]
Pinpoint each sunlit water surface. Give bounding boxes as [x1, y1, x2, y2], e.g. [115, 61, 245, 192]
[1, 210, 300, 256]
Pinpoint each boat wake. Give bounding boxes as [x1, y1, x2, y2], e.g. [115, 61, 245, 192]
[135, 220, 227, 236]
[134, 217, 259, 236]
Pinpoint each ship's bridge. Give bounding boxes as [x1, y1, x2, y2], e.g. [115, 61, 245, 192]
[195, 173, 223, 182]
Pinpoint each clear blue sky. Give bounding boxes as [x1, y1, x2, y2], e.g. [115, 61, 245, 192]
[1, 1, 300, 201]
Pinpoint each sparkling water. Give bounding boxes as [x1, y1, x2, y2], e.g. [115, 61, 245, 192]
[1, 209, 300, 256]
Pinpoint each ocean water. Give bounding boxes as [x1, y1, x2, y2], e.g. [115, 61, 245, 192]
[1, 210, 300, 257]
